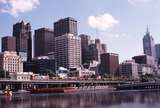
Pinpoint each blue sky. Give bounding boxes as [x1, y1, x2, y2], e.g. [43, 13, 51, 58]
[0, 0, 160, 62]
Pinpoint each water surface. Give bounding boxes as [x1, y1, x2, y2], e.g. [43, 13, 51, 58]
[0, 90, 160, 108]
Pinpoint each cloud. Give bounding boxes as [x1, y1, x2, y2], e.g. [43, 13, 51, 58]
[88, 13, 119, 31]
[128, 0, 152, 5]
[107, 33, 128, 38]
[0, 0, 40, 16]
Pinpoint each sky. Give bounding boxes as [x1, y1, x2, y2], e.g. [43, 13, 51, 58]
[0, 0, 160, 62]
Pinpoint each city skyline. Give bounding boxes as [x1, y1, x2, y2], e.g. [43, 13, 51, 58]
[1, 0, 160, 62]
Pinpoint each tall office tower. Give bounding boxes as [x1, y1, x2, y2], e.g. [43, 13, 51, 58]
[13, 21, 32, 61]
[101, 44, 107, 54]
[1, 36, 16, 52]
[155, 44, 160, 63]
[34, 28, 54, 57]
[87, 38, 107, 63]
[95, 39, 101, 62]
[88, 43, 99, 62]
[100, 53, 119, 77]
[54, 17, 78, 37]
[143, 27, 155, 57]
[79, 34, 91, 64]
[55, 33, 81, 69]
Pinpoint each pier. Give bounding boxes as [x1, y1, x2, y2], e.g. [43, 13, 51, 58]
[116, 82, 160, 90]
[0, 79, 127, 91]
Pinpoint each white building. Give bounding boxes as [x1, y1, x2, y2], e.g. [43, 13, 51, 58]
[55, 33, 81, 69]
[138, 64, 154, 75]
[0, 51, 23, 74]
[0, 51, 34, 80]
[12, 72, 33, 81]
[78, 68, 95, 78]
[119, 60, 139, 79]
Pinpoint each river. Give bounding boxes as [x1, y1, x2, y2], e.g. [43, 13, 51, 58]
[0, 90, 160, 108]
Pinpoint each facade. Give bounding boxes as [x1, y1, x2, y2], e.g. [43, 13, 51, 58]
[88, 44, 99, 62]
[1, 36, 16, 52]
[34, 28, 54, 57]
[132, 55, 157, 75]
[23, 56, 55, 74]
[69, 67, 95, 78]
[0, 51, 23, 74]
[119, 60, 139, 79]
[132, 55, 155, 66]
[54, 17, 78, 37]
[11, 72, 33, 81]
[13, 21, 32, 61]
[143, 27, 155, 57]
[55, 33, 81, 69]
[87, 39, 107, 63]
[138, 64, 154, 75]
[100, 53, 119, 77]
[79, 34, 91, 64]
[101, 43, 107, 54]
[155, 44, 160, 64]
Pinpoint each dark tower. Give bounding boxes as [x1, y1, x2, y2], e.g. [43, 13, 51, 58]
[54, 17, 78, 37]
[27, 31, 32, 61]
[1, 36, 16, 52]
[13, 21, 32, 61]
[34, 28, 54, 57]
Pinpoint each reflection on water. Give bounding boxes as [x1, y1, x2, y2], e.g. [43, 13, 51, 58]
[0, 90, 160, 108]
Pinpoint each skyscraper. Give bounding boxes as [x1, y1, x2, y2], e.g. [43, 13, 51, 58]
[55, 33, 81, 69]
[13, 21, 32, 61]
[100, 53, 119, 77]
[87, 39, 107, 63]
[54, 17, 78, 37]
[1, 36, 16, 52]
[54, 17, 81, 69]
[101, 44, 107, 54]
[34, 28, 54, 57]
[143, 27, 155, 57]
[79, 34, 91, 64]
[155, 44, 160, 62]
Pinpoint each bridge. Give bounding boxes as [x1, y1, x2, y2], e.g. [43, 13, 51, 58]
[0, 79, 127, 91]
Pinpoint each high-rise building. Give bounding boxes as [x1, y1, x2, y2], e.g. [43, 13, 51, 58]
[143, 27, 155, 57]
[87, 39, 107, 63]
[79, 34, 91, 64]
[0, 51, 23, 74]
[132, 55, 155, 66]
[55, 33, 81, 69]
[34, 28, 54, 57]
[155, 44, 160, 63]
[100, 53, 119, 77]
[88, 44, 99, 62]
[119, 60, 139, 79]
[24, 56, 55, 74]
[132, 55, 157, 75]
[101, 44, 107, 54]
[54, 17, 78, 37]
[13, 21, 32, 61]
[1, 36, 16, 52]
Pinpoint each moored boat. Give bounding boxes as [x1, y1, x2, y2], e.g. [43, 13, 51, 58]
[3, 89, 12, 96]
[30, 87, 78, 94]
